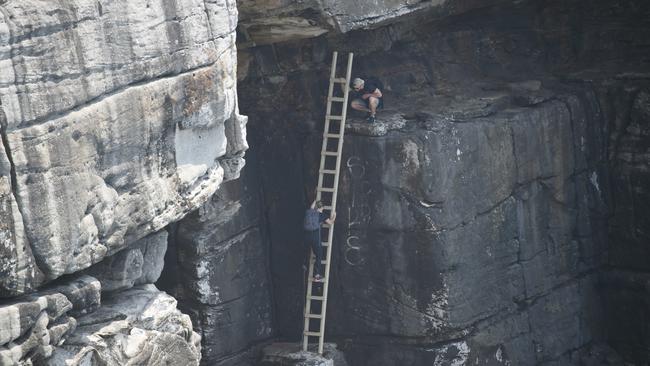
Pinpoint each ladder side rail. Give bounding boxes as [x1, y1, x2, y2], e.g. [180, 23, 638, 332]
[317, 53, 354, 354]
[303, 52, 354, 355]
[329, 53, 354, 213]
[303, 51, 339, 353]
[317, 52, 338, 192]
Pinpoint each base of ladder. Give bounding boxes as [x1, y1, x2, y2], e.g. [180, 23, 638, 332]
[261, 343, 341, 364]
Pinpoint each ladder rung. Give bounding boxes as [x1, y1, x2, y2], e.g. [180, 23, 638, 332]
[305, 313, 323, 319]
[322, 151, 338, 156]
[320, 260, 328, 264]
[309, 277, 327, 283]
[326, 115, 343, 120]
[321, 242, 329, 247]
[325, 133, 343, 138]
[305, 331, 322, 336]
[318, 187, 335, 192]
[322, 205, 333, 210]
[319, 169, 336, 175]
[331, 78, 347, 83]
[309, 295, 325, 301]
[329, 97, 345, 102]
[322, 223, 331, 228]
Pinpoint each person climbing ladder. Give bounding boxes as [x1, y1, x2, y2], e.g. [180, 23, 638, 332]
[303, 200, 336, 282]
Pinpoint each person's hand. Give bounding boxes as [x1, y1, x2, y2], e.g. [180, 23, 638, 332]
[330, 212, 336, 221]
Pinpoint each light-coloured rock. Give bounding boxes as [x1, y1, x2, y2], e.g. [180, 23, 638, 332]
[84, 231, 168, 292]
[0, 138, 44, 297]
[0, 275, 99, 364]
[50, 285, 201, 366]
[0, 0, 247, 295]
[260, 343, 347, 366]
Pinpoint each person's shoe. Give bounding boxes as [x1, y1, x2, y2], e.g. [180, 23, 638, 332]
[367, 115, 376, 123]
[313, 275, 322, 282]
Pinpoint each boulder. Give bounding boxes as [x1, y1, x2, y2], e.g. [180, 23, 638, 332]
[0, 275, 100, 364]
[84, 231, 168, 292]
[50, 285, 201, 366]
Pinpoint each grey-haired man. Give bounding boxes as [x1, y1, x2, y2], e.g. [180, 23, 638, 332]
[350, 77, 384, 123]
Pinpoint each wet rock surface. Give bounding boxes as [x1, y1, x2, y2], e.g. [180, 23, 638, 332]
[238, 0, 649, 364]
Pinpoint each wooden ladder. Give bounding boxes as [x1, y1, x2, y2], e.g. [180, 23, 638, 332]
[302, 51, 354, 355]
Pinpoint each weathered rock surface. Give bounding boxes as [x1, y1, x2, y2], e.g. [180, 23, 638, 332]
[50, 284, 201, 366]
[0, 275, 100, 365]
[237, 0, 532, 46]
[260, 343, 347, 366]
[0, 0, 247, 296]
[326, 87, 606, 365]
[0, 243, 199, 365]
[84, 231, 168, 292]
[237, 0, 649, 364]
[160, 163, 274, 365]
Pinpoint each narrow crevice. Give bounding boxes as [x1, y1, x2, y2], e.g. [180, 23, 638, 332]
[0, 105, 28, 243]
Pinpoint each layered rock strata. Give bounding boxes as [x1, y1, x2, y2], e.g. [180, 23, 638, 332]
[50, 284, 201, 366]
[0, 0, 246, 364]
[0, 0, 247, 297]
[0, 276, 100, 365]
[237, 0, 532, 46]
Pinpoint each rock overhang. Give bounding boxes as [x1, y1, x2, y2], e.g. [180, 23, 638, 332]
[236, 0, 534, 47]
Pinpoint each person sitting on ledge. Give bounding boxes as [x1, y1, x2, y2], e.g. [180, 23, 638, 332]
[350, 77, 384, 123]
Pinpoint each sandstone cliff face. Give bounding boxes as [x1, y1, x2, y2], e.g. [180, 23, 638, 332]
[0, 0, 246, 364]
[0, 0, 246, 297]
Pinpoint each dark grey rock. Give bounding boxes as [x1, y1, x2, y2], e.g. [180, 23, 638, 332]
[161, 165, 274, 365]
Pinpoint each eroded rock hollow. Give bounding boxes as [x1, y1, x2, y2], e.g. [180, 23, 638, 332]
[0, 0, 648, 365]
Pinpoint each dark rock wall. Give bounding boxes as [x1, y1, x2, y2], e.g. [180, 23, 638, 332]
[599, 83, 650, 364]
[233, 0, 650, 364]
[159, 157, 275, 366]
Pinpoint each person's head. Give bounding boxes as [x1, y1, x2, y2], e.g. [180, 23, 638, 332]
[315, 200, 324, 211]
[352, 78, 364, 92]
